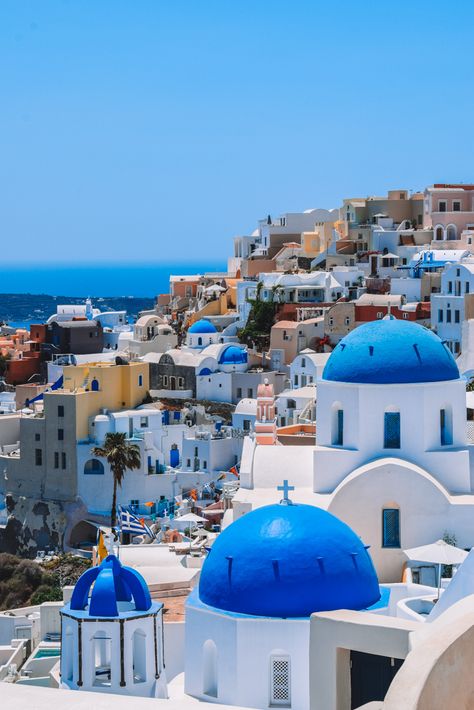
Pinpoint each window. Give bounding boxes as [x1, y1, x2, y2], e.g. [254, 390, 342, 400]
[247, 388, 253, 398]
[35, 449, 42, 466]
[384, 412, 400, 449]
[202, 640, 218, 698]
[138, 374, 143, 387]
[203, 460, 207, 469]
[236, 387, 242, 399]
[466, 282, 470, 294]
[194, 447, 198, 457]
[54, 452, 59, 469]
[58, 428, 64, 441]
[58, 405, 64, 417]
[93, 631, 112, 687]
[132, 630, 147, 684]
[301, 358, 306, 368]
[447, 310, 452, 323]
[438, 309, 443, 323]
[448, 281, 453, 293]
[456, 268, 460, 277]
[328, 317, 334, 326]
[453, 200, 461, 212]
[84, 459, 105, 475]
[447, 225, 457, 241]
[186, 458, 191, 467]
[163, 376, 168, 387]
[178, 377, 184, 388]
[62, 452, 66, 469]
[382, 508, 400, 548]
[35, 433, 40, 442]
[455, 310, 460, 324]
[438, 200, 447, 212]
[294, 375, 298, 387]
[270, 654, 291, 707]
[440, 408, 453, 446]
[403, 313, 408, 319]
[376, 312, 383, 319]
[344, 316, 350, 326]
[332, 406, 344, 446]
[243, 420, 250, 432]
[140, 416, 148, 428]
[435, 226, 444, 240]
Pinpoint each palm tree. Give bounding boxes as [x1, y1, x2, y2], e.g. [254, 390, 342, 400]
[91, 432, 141, 528]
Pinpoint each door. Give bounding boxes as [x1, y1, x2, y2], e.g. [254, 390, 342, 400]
[350, 651, 403, 708]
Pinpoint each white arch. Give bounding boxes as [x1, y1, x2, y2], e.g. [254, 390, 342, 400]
[447, 224, 457, 241]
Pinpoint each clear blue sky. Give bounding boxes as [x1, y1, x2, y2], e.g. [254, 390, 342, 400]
[1, 0, 473, 264]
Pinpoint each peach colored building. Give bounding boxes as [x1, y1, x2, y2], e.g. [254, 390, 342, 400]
[425, 184, 474, 246]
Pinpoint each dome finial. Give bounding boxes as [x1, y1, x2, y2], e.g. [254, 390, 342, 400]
[277, 479, 295, 505]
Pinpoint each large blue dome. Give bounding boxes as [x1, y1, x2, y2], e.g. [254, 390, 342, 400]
[188, 319, 217, 334]
[199, 503, 380, 617]
[323, 318, 459, 385]
[218, 345, 248, 365]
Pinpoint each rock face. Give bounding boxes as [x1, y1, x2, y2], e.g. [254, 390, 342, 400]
[0, 494, 87, 558]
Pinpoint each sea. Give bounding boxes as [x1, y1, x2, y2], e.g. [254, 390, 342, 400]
[0, 261, 227, 298]
[0, 261, 227, 328]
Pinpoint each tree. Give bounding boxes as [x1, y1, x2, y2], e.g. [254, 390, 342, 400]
[91, 432, 141, 528]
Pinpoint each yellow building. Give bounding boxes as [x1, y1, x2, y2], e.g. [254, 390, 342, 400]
[61, 361, 149, 439]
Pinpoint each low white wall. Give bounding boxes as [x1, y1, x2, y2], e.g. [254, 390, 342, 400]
[164, 621, 185, 682]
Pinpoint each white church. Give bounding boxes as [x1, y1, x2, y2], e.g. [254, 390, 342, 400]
[233, 316, 474, 581]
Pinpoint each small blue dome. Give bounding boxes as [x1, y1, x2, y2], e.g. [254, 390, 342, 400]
[69, 554, 152, 617]
[323, 319, 459, 385]
[188, 319, 217, 334]
[199, 504, 380, 617]
[218, 345, 248, 365]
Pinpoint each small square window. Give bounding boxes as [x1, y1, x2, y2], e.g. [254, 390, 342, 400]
[453, 200, 461, 212]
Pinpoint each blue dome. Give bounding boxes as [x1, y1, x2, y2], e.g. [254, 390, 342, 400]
[69, 554, 152, 617]
[188, 319, 217, 334]
[218, 345, 248, 365]
[199, 504, 380, 617]
[323, 318, 459, 385]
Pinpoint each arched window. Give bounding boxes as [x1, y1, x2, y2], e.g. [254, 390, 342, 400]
[132, 629, 147, 683]
[92, 630, 112, 687]
[269, 653, 291, 707]
[447, 224, 457, 241]
[91, 378, 99, 392]
[382, 506, 400, 548]
[440, 407, 453, 446]
[63, 626, 74, 682]
[198, 337, 203, 347]
[384, 409, 400, 449]
[331, 404, 344, 446]
[84, 459, 105, 475]
[202, 639, 218, 697]
[435, 225, 444, 241]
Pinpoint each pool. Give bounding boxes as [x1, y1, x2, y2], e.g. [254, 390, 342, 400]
[34, 648, 60, 659]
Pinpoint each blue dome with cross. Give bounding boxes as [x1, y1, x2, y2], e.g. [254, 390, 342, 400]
[198, 490, 380, 618]
[323, 318, 459, 385]
[67, 554, 154, 618]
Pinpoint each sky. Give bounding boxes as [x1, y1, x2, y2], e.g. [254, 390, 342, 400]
[1, 0, 474, 265]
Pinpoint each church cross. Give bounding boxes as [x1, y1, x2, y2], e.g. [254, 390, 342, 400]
[277, 479, 295, 505]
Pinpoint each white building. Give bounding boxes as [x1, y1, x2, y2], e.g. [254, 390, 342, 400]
[233, 317, 474, 582]
[431, 260, 474, 354]
[290, 350, 331, 388]
[126, 315, 177, 357]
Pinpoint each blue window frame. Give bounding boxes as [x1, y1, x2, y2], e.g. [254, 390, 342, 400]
[333, 409, 344, 446]
[384, 412, 400, 449]
[382, 508, 400, 548]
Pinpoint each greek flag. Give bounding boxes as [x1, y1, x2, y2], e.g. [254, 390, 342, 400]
[119, 507, 153, 538]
